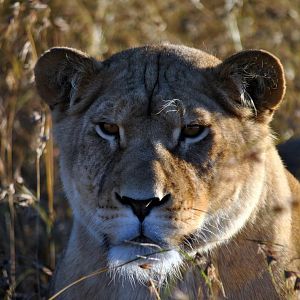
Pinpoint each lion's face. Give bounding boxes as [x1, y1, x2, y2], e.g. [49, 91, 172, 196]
[35, 44, 285, 282]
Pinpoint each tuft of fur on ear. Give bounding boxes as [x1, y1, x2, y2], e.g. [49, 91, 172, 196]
[34, 47, 99, 110]
[217, 50, 286, 118]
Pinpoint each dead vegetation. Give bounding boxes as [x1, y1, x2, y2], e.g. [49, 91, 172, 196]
[0, 0, 300, 298]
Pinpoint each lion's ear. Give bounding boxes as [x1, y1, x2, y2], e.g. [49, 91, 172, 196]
[217, 50, 286, 117]
[34, 47, 99, 110]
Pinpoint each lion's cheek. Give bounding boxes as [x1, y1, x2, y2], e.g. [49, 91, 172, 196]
[145, 206, 207, 246]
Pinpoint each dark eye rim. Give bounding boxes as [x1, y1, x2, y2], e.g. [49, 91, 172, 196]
[98, 122, 119, 136]
[180, 124, 210, 140]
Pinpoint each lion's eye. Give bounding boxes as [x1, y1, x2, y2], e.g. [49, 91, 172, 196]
[95, 122, 119, 141]
[181, 124, 209, 143]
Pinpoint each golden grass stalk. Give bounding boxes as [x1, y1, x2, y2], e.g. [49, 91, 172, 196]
[44, 111, 56, 269]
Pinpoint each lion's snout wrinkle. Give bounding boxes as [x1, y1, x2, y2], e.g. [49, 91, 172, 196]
[118, 161, 164, 200]
[117, 143, 169, 201]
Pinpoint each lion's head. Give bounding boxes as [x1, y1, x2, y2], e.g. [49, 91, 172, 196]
[35, 44, 285, 284]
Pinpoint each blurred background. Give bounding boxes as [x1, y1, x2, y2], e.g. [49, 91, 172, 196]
[0, 0, 299, 298]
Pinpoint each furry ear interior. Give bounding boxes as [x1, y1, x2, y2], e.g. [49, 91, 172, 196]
[34, 47, 98, 110]
[217, 50, 286, 116]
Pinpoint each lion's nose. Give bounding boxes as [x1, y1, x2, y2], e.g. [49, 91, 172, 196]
[116, 193, 171, 222]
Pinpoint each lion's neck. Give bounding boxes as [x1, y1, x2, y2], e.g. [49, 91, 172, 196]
[214, 148, 294, 299]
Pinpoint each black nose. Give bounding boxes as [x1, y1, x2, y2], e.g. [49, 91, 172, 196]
[116, 193, 171, 222]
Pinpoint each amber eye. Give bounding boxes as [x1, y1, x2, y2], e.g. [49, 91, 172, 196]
[181, 124, 209, 143]
[95, 122, 119, 141]
[100, 123, 119, 135]
[182, 125, 204, 137]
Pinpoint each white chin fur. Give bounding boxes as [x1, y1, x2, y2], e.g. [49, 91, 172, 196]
[108, 245, 182, 285]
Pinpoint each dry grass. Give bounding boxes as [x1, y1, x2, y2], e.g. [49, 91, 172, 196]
[0, 0, 299, 298]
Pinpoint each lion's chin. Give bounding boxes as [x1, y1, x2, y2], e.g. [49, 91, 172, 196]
[107, 245, 182, 284]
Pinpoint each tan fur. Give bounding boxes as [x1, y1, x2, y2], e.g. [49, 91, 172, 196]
[35, 44, 300, 299]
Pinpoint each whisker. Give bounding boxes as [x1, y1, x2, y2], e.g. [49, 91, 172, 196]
[190, 207, 212, 215]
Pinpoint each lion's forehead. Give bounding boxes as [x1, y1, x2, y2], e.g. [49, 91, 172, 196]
[96, 46, 221, 112]
[89, 74, 225, 129]
[109, 52, 202, 89]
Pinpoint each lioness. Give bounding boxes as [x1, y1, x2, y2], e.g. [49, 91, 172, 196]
[35, 44, 300, 299]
